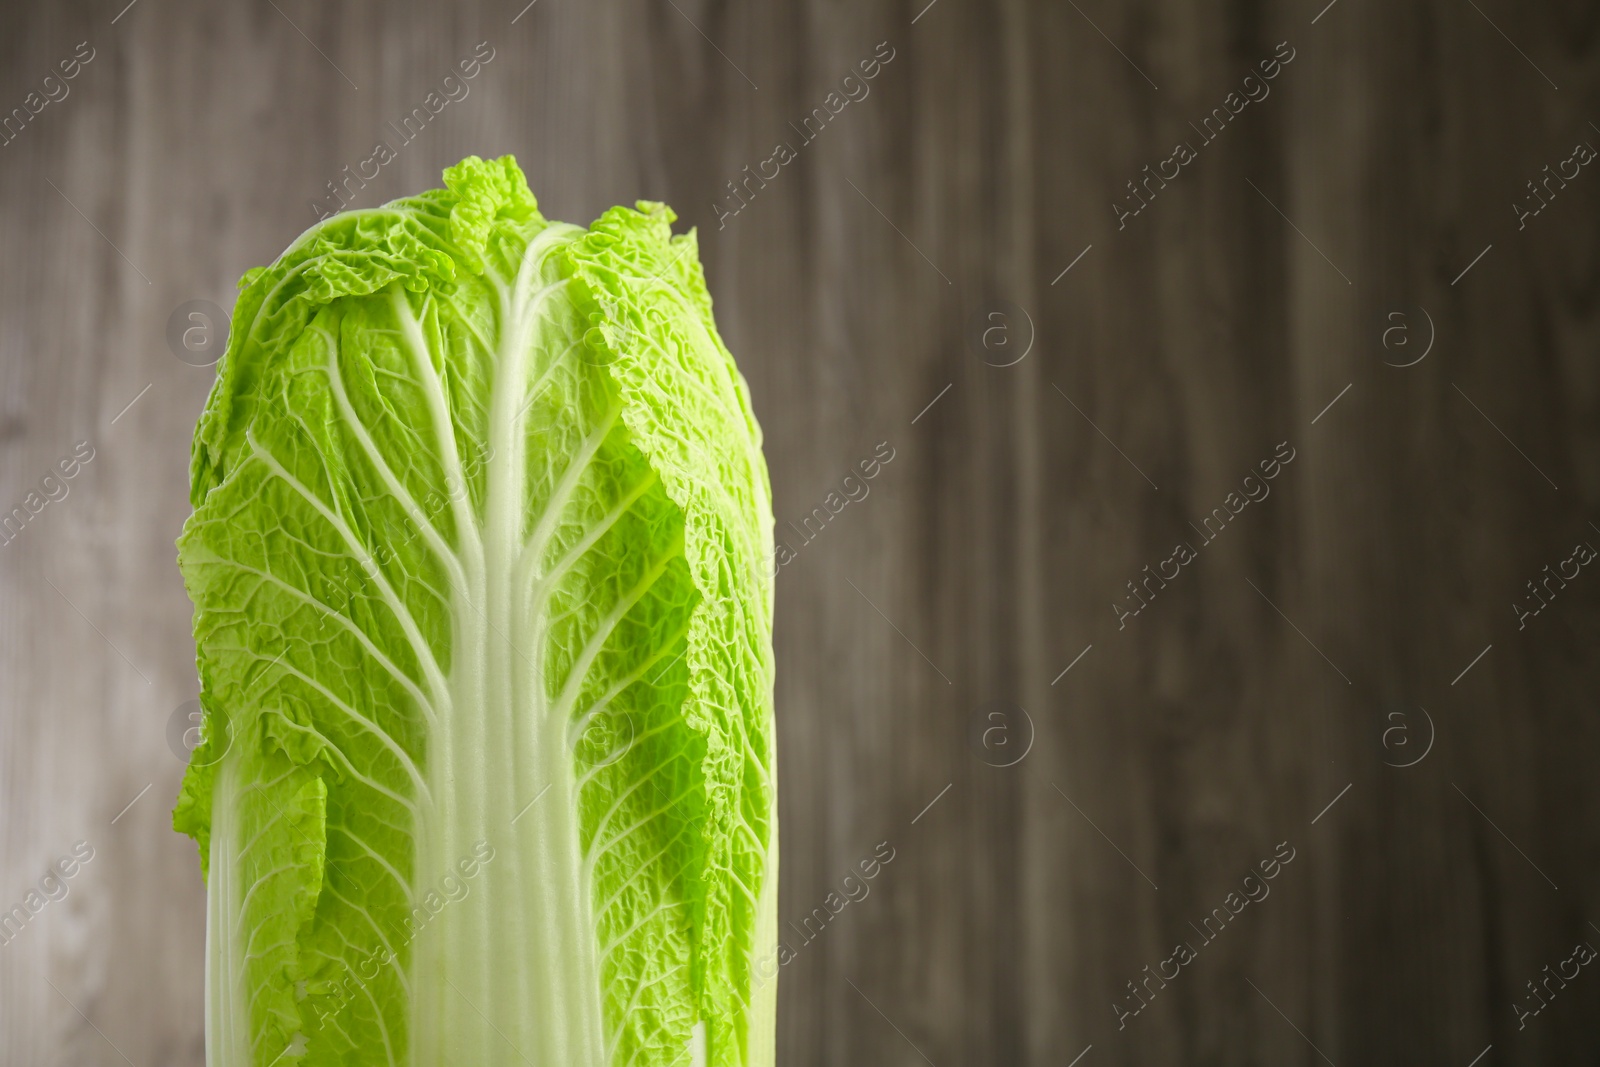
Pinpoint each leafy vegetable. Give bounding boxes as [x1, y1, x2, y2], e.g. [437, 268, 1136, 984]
[173, 156, 777, 1067]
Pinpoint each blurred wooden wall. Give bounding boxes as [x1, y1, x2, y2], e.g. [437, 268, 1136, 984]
[2, 0, 1598, 1063]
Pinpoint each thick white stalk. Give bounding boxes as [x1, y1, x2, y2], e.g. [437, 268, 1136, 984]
[206, 762, 253, 1067]
[408, 230, 608, 1067]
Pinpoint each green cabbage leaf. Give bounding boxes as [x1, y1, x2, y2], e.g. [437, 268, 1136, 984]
[172, 155, 777, 1067]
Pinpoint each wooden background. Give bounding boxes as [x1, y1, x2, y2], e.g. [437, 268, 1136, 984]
[2, 0, 1599, 1063]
